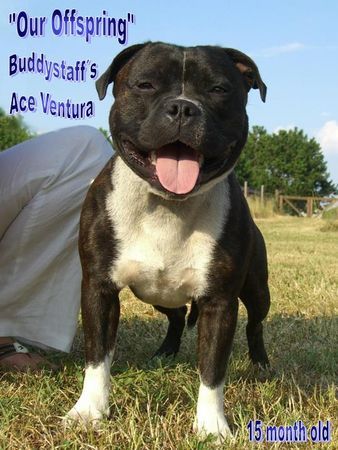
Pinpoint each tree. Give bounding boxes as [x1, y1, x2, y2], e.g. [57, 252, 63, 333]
[235, 126, 337, 195]
[99, 127, 113, 144]
[0, 108, 35, 151]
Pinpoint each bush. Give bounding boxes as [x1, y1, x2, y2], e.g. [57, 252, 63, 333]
[321, 203, 338, 232]
[322, 205, 338, 220]
[0, 108, 35, 151]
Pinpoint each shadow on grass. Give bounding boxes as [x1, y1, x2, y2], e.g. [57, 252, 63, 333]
[56, 311, 337, 391]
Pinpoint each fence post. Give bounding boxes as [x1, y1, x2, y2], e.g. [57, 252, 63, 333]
[275, 190, 279, 210]
[260, 185, 264, 204]
[244, 181, 248, 198]
[279, 195, 284, 213]
[306, 197, 313, 217]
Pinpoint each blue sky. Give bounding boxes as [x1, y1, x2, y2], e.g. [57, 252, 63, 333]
[1, 0, 338, 184]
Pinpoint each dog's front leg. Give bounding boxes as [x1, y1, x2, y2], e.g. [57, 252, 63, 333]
[195, 294, 238, 441]
[65, 280, 120, 425]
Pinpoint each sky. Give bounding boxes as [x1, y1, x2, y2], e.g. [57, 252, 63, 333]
[1, 0, 338, 184]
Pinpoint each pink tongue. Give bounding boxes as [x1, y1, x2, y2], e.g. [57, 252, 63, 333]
[156, 144, 200, 194]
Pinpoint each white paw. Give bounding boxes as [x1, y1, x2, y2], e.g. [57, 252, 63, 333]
[63, 398, 109, 427]
[63, 359, 112, 427]
[195, 381, 233, 443]
[194, 412, 233, 442]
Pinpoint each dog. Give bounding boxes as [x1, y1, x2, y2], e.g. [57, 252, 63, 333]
[65, 42, 270, 441]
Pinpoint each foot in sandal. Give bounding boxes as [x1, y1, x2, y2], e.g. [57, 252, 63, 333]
[0, 337, 57, 371]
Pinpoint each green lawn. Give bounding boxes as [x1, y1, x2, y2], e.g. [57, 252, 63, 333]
[1, 217, 337, 449]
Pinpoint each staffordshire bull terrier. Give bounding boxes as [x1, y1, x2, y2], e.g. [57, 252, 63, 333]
[65, 42, 270, 441]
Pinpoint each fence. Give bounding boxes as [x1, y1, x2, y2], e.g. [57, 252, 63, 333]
[278, 195, 336, 217]
[243, 181, 336, 217]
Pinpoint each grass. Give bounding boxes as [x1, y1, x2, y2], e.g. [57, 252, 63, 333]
[321, 204, 338, 232]
[322, 206, 338, 221]
[246, 196, 276, 219]
[1, 216, 337, 449]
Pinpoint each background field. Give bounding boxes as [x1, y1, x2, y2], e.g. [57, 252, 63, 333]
[0, 216, 337, 449]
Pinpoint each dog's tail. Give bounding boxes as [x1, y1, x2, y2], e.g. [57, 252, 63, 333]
[187, 300, 199, 328]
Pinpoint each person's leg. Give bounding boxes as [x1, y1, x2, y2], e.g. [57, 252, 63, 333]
[0, 126, 112, 366]
[0, 336, 57, 370]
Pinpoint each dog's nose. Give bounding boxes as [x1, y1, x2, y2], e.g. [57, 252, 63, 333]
[166, 99, 201, 120]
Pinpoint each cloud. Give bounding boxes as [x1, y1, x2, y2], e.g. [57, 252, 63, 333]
[259, 42, 305, 58]
[317, 120, 338, 155]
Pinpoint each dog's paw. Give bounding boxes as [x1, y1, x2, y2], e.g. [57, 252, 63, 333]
[63, 398, 109, 428]
[194, 412, 233, 443]
[194, 382, 234, 443]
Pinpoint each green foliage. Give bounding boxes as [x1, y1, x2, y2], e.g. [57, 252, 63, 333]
[0, 108, 35, 151]
[99, 127, 112, 143]
[322, 205, 338, 221]
[321, 204, 338, 232]
[236, 126, 337, 195]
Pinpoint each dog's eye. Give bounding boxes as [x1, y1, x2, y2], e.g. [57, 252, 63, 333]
[137, 82, 155, 90]
[210, 86, 230, 94]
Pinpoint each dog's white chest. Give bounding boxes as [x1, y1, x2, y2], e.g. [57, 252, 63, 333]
[106, 158, 229, 308]
[111, 217, 212, 307]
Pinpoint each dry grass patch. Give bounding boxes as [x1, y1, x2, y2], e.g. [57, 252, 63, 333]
[1, 217, 337, 449]
[246, 196, 276, 219]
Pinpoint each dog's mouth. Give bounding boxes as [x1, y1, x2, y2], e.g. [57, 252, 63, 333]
[120, 139, 233, 196]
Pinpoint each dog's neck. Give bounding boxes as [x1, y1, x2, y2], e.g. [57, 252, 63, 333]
[110, 155, 230, 225]
[106, 155, 231, 304]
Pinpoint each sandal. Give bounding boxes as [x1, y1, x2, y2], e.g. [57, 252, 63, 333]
[0, 340, 57, 371]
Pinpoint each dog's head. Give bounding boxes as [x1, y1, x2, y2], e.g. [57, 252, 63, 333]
[97, 42, 266, 199]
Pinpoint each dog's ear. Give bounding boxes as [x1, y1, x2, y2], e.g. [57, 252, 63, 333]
[224, 48, 267, 102]
[96, 43, 148, 100]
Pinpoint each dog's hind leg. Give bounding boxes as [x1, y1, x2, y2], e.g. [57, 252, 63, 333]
[240, 279, 270, 367]
[240, 228, 270, 367]
[152, 305, 187, 357]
